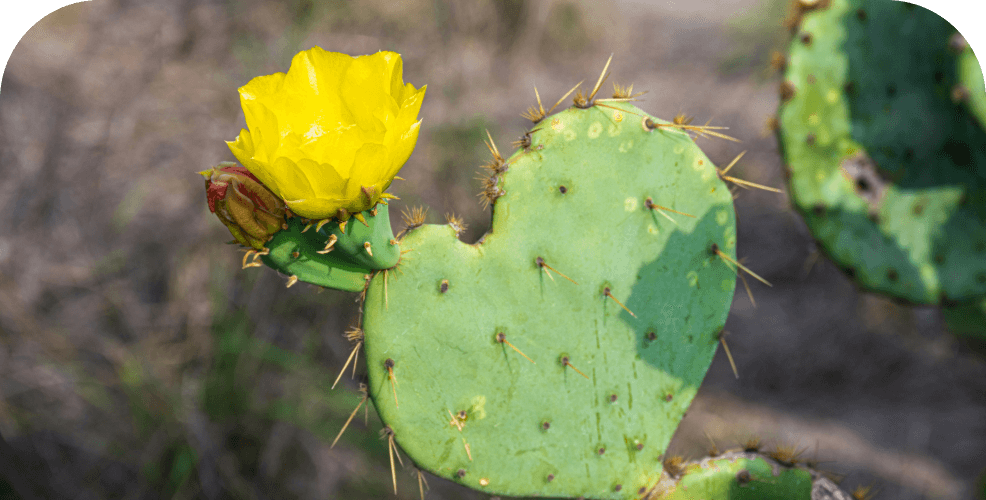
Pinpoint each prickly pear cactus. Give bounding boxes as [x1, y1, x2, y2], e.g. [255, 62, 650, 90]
[362, 101, 738, 499]
[777, 0, 986, 306]
[650, 450, 852, 500]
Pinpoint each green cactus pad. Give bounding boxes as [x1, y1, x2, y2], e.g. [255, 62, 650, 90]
[652, 451, 851, 500]
[311, 206, 402, 271]
[777, 0, 986, 304]
[258, 206, 401, 292]
[943, 297, 986, 340]
[362, 102, 738, 499]
[260, 217, 370, 292]
[956, 36, 986, 128]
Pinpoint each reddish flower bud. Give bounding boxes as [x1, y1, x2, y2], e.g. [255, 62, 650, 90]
[199, 162, 286, 250]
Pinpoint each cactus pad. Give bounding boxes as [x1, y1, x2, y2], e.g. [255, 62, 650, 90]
[943, 297, 986, 341]
[362, 102, 738, 499]
[653, 451, 852, 500]
[777, 0, 986, 304]
[259, 207, 400, 292]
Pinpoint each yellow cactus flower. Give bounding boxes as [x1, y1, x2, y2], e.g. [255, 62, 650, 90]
[226, 47, 426, 220]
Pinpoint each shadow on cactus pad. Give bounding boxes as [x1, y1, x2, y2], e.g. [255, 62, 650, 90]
[777, 0, 986, 308]
[361, 101, 739, 499]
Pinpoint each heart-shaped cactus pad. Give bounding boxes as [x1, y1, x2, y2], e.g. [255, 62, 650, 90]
[362, 101, 738, 499]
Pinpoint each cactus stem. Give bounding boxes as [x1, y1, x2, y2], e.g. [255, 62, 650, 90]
[286, 275, 299, 288]
[560, 355, 589, 379]
[496, 332, 536, 364]
[712, 245, 772, 287]
[521, 85, 547, 123]
[463, 438, 473, 461]
[604, 287, 637, 318]
[717, 330, 739, 379]
[383, 269, 389, 309]
[316, 234, 339, 254]
[385, 358, 399, 408]
[536, 257, 578, 284]
[331, 383, 368, 448]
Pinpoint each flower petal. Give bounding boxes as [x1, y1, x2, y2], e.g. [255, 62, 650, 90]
[345, 142, 390, 202]
[280, 48, 356, 136]
[297, 158, 347, 200]
[285, 197, 348, 219]
[241, 101, 281, 162]
[227, 129, 255, 166]
[268, 156, 317, 203]
[341, 52, 401, 133]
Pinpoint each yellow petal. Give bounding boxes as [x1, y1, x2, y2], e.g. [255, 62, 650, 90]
[227, 129, 256, 166]
[268, 156, 317, 202]
[241, 101, 281, 162]
[280, 48, 356, 135]
[386, 119, 421, 180]
[299, 158, 347, 200]
[341, 52, 400, 132]
[389, 54, 406, 103]
[345, 143, 390, 201]
[285, 197, 349, 219]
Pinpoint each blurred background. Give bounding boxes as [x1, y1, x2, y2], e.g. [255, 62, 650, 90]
[1, 0, 984, 498]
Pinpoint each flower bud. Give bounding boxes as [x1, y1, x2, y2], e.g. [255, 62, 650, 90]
[199, 162, 286, 250]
